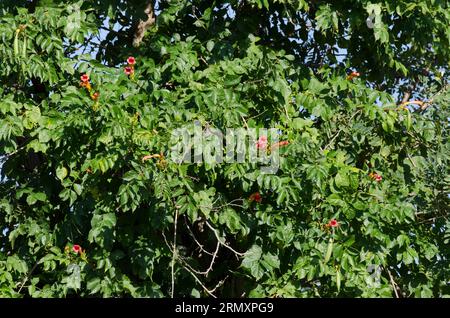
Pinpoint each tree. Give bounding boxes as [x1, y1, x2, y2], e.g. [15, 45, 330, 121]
[0, 0, 449, 298]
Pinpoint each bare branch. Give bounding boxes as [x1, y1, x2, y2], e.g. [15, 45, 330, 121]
[178, 259, 218, 298]
[407, 153, 417, 168]
[170, 207, 179, 298]
[385, 267, 401, 298]
[184, 216, 215, 256]
[177, 242, 219, 276]
[401, 91, 411, 104]
[162, 231, 218, 298]
[204, 221, 245, 257]
[209, 275, 229, 293]
[133, 1, 156, 47]
[18, 259, 40, 294]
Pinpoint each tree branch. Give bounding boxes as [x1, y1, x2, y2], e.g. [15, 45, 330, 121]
[17, 259, 40, 294]
[170, 207, 179, 298]
[401, 91, 411, 104]
[204, 221, 245, 257]
[385, 267, 401, 298]
[133, 1, 156, 47]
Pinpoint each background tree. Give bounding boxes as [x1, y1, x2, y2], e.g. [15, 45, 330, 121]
[0, 0, 449, 297]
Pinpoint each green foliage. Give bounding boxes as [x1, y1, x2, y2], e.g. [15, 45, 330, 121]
[0, 0, 449, 298]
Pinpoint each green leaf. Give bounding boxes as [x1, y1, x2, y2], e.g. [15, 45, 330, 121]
[335, 172, 349, 188]
[56, 166, 68, 181]
[26, 194, 37, 205]
[206, 40, 214, 52]
[261, 253, 280, 270]
[292, 118, 313, 130]
[241, 245, 264, 280]
[73, 183, 83, 196]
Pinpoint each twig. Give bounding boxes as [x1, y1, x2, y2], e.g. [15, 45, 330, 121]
[211, 199, 245, 210]
[162, 231, 217, 298]
[17, 260, 40, 294]
[199, 56, 208, 66]
[177, 242, 220, 276]
[2, 144, 27, 160]
[187, 175, 200, 182]
[248, 109, 268, 120]
[179, 260, 217, 298]
[407, 153, 417, 168]
[244, 79, 265, 85]
[240, 115, 249, 130]
[184, 216, 215, 256]
[417, 215, 449, 224]
[401, 100, 424, 108]
[170, 207, 179, 298]
[400, 91, 411, 104]
[323, 110, 361, 150]
[385, 267, 400, 298]
[209, 275, 229, 293]
[198, 198, 245, 213]
[418, 83, 450, 111]
[201, 242, 220, 275]
[204, 221, 245, 257]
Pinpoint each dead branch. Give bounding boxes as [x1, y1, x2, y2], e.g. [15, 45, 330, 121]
[385, 267, 401, 298]
[133, 1, 156, 47]
[204, 221, 245, 257]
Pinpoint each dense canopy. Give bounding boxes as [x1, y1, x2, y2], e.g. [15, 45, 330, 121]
[0, 0, 449, 297]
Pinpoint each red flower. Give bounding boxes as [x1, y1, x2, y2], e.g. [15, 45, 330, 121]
[72, 245, 82, 254]
[256, 136, 268, 150]
[80, 74, 89, 83]
[80, 81, 92, 90]
[249, 192, 262, 203]
[328, 219, 339, 227]
[127, 56, 136, 65]
[369, 172, 382, 182]
[346, 71, 360, 80]
[91, 92, 100, 101]
[124, 66, 134, 75]
[271, 140, 289, 149]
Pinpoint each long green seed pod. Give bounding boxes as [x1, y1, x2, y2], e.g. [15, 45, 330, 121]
[336, 267, 341, 292]
[22, 36, 27, 58]
[324, 237, 334, 263]
[14, 29, 20, 56]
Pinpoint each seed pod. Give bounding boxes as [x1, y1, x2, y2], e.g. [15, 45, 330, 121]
[405, 110, 412, 131]
[14, 29, 20, 56]
[324, 237, 334, 263]
[22, 36, 27, 58]
[336, 267, 341, 292]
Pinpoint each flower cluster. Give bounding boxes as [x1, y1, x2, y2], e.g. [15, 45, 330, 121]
[142, 153, 162, 162]
[256, 136, 290, 151]
[326, 219, 339, 228]
[346, 71, 360, 81]
[91, 91, 100, 101]
[369, 172, 382, 182]
[80, 74, 91, 90]
[256, 136, 268, 150]
[72, 244, 82, 254]
[270, 140, 290, 150]
[80, 73, 100, 102]
[124, 56, 136, 77]
[64, 244, 85, 256]
[249, 192, 262, 203]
